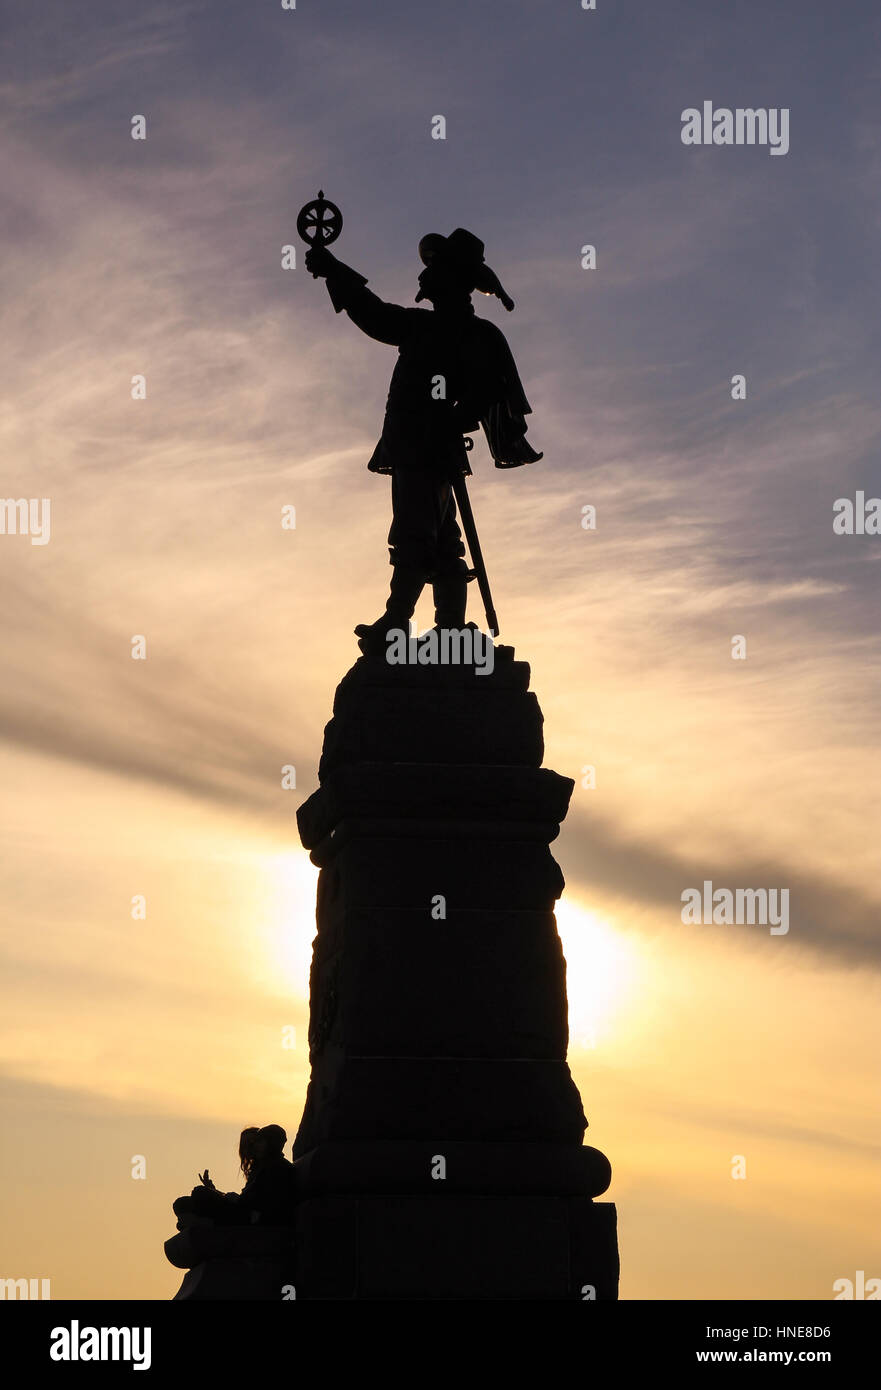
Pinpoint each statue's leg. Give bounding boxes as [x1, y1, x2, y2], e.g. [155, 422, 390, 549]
[432, 479, 469, 627]
[354, 467, 428, 653]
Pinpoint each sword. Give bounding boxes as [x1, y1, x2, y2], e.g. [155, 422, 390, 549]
[453, 439, 499, 637]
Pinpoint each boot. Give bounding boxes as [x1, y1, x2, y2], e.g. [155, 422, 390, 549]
[432, 571, 468, 630]
[355, 564, 425, 655]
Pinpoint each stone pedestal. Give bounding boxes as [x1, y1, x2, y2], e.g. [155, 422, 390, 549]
[291, 637, 619, 1299]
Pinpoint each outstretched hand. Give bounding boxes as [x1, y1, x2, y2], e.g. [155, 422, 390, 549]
[197, 1169, 215, 1188]
[304, 245, 336, 278]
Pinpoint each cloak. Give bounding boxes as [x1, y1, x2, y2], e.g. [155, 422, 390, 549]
[322, 259, 542, 474]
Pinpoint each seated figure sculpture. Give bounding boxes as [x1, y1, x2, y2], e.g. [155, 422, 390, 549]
[172, 1124, 297, 1230]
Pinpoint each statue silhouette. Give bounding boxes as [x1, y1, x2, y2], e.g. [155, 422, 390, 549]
[305, 226, 542, 651]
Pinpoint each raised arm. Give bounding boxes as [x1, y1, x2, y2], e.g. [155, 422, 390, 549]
[304, 246, 414, 346]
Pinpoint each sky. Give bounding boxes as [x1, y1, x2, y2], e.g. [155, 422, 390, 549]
[0, 0, 879, 1300]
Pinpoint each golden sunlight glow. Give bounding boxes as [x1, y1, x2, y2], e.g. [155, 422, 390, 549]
[261, 848, 321, 996]
[555, 899, 642, 1050]
[258, 852, 641, 1055]
[255, 856, 639, 1050]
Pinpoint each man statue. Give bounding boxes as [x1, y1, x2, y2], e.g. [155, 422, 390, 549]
[304, 228, 542, 653]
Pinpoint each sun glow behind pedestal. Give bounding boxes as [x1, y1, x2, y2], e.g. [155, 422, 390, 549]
[261, 850, 641, 1054]
[260, 849, 320, 999]
[555, 899, 642, 1051]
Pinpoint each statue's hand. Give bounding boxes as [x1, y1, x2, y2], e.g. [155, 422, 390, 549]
[305, 245, 337, 278]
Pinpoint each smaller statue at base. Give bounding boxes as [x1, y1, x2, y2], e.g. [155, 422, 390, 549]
[171, 1123, 297, 1230]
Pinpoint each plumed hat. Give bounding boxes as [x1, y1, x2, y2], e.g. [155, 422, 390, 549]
[417, 228, 515, 311]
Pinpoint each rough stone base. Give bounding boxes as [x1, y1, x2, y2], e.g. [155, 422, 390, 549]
[285, 646, 620, 1301]
[165, 1226, 296, 1301]
[294, 1194, 618, 1300]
